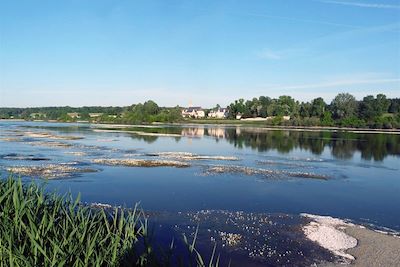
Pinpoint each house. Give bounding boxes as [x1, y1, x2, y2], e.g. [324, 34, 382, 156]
[30, 113, 46, 119]
[181, 107, 205, 118]
[67, 112, 80, 119]
[208, 108, 228, 119]
[89, 113, 104, 118]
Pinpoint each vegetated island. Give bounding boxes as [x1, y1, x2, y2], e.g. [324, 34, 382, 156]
[1, 93, 400, 130]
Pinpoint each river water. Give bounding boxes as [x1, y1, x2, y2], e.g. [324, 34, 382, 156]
[1, 121, 399, 265]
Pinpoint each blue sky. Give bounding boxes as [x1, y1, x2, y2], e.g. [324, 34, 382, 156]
[0, 0, 399, 107]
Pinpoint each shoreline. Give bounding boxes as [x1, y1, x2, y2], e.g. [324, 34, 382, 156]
[94, 122, 400, 134]
[302, 214, 400, 267]
[2, 119, 400, 134]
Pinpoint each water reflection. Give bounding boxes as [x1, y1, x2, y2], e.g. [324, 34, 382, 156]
[124, 126, 400, 161]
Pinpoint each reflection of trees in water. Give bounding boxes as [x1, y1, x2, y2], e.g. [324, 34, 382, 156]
[125, 126, 400, 161]
[224, 129, 329, 155]
[356, 134, 400, 161]
[223, 129, 400, 161]
[128, 134, 158, 144]
[128, 134, 182, 144]
[329, 137, 357, 160]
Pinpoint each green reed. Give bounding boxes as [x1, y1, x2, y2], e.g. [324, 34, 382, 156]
[0, 176, 220, 267]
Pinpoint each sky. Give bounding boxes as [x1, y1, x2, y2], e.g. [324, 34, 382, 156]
[0, 0, 399, 108]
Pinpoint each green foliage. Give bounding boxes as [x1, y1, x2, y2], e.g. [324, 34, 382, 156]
[123, 102, 182, 124]
[0, 177, 219, 267]
[359, 94, 390, 120]
[0, 177, 145, 266]
[310, 97, 326, 118]
[338, 116, 366, 128]
[226, 93, 399, 129]
[331, 93, 357, 119]
[1, 93, 399, 129]
[320, 111, 334, 126]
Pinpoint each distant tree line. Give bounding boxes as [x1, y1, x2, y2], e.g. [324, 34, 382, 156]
[1, 93, 399, 128]
[228, 93, 400, 129]
[0, 101, 182, 124]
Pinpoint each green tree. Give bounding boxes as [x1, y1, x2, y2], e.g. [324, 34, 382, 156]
[310, 97, 326, 118]
[331, 93, 357, 119]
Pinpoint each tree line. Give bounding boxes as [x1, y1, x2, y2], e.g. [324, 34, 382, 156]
[0, 101, 182, 124]
[1, 93, 399, 129]
[227, 93, 400, 129]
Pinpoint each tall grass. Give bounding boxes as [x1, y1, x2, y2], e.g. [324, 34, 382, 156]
[0, 176, 220, 267]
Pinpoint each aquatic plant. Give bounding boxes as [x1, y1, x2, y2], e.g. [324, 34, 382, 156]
[0, 176, 220, 267]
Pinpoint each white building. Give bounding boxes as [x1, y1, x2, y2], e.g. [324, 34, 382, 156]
[181, 107, 205, 118]
[67, 113, 80, 119]
[89, 113, 104, 118]
[208, 108, 228, 119]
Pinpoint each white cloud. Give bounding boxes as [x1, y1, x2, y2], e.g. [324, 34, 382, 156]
[257, 49, 282, 60]
[319, 0, 400, 9]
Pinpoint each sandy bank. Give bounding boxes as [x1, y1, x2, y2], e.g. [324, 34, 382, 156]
[92, 129, 181, 137]
[92, 158, 190, 168]
[146, 152, 239, 161]
[23, 131, 84, 140]
[6, 164, 97, 179]
[205, 165, 329, 180]
[303, 214, 400, 267]
[341, 226, 400, 267]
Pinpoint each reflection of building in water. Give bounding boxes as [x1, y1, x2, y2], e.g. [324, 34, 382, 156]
[235, 127, 241, 135]
[181, 127, 205, 137]
[207, 128, 226, 139]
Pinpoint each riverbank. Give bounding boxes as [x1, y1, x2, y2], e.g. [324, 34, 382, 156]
[343, 226, 400, 267]
[303, 215, 400, 267]
[2, 119, 400, 134]
[92, 121, 400, 134]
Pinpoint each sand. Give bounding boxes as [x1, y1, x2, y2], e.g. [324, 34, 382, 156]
[303, 214, 400, 267]
[302, 214, 357, 261]
[92, 158, 190, 168]
[205, 165, 329, 180]
[147, 152, 239, 161]
[339, 226, 400, 267]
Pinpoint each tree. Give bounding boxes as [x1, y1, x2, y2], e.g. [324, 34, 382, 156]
[277, 95, 296, 116]
[299, 102, 311, 118]
[388, 98, 400, 113]
[359, 95, 376, 119]
[331, 93, 357, 119]
[375, 94, 390, 115]
[228, 99, 246, 118]
[360, 94, 390, 120]
[143, 100, 159, 115]
[310, 97, 326, 118]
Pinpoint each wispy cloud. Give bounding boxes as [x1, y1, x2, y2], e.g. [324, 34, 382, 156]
[262, 78, 400, 91]
[319, 0, 400, 10]
[257, 49, 282, 60]
[255, 22, 399, 61]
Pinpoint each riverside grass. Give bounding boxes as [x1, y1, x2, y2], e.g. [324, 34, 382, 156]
[0, 176, 220, 267]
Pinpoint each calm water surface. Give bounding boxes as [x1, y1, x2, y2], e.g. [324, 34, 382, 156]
[1, 121, 399, 232]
